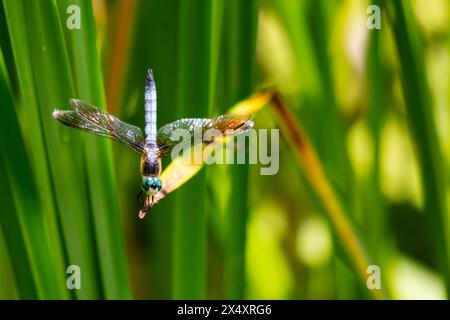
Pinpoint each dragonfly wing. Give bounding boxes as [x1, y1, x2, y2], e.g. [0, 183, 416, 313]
[53, 99, 145, 154]
[157, 114, 253, 159]
[53, 109, 113, 136]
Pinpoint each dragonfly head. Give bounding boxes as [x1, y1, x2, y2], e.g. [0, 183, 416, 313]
[142, 176, 163, 195]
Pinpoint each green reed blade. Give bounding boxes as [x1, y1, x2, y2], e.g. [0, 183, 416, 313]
[173, 0, 224, 299]
[364, 0, 390, 294]
[0, 227, 17, 299]
[56, 0, 131, 299]
[0, 48, 68, 299]
[4, 0, 103, 299]
[214, 0, 258, 299]
[388, 0, 450, 296]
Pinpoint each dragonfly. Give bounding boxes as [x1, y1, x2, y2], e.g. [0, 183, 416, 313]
[53, 69, 253, 218]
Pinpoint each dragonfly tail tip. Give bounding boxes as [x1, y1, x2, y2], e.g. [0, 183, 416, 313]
[146, 69, 155, 88]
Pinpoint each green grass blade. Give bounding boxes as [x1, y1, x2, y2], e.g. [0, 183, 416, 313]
[173, 0, 224, 299]
[0, 228, 17, 299]
[0, 159, 38, 299]
[2, 0, 70, 298]
[215, 0, 258, 299]
[0, 48, 68, 299]
[388, 0, 450, 296]
[56, 0, 131, 299]
[364, 0, 390, 294]
[4, 0, 103, 299]
[0, 51, 38, 299]
[0, 2, 17, 94]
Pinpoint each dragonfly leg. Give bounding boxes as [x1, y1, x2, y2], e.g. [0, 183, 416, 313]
[139, 195, 150, 219]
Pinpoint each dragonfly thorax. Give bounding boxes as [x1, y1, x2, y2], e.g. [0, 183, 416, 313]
[141, 148, 161, 177]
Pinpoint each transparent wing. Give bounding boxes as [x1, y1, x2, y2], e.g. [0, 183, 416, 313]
[53, 99, 144, 154]
[157, 114, 253, 159]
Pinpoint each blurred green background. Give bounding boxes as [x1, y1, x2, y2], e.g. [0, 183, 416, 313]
[0, 0, 449, 299]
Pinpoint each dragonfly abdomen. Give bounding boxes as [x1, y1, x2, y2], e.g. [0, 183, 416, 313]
[144, 69, 157, 149]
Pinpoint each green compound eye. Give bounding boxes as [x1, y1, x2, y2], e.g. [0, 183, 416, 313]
[142, 177, 163, 194]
